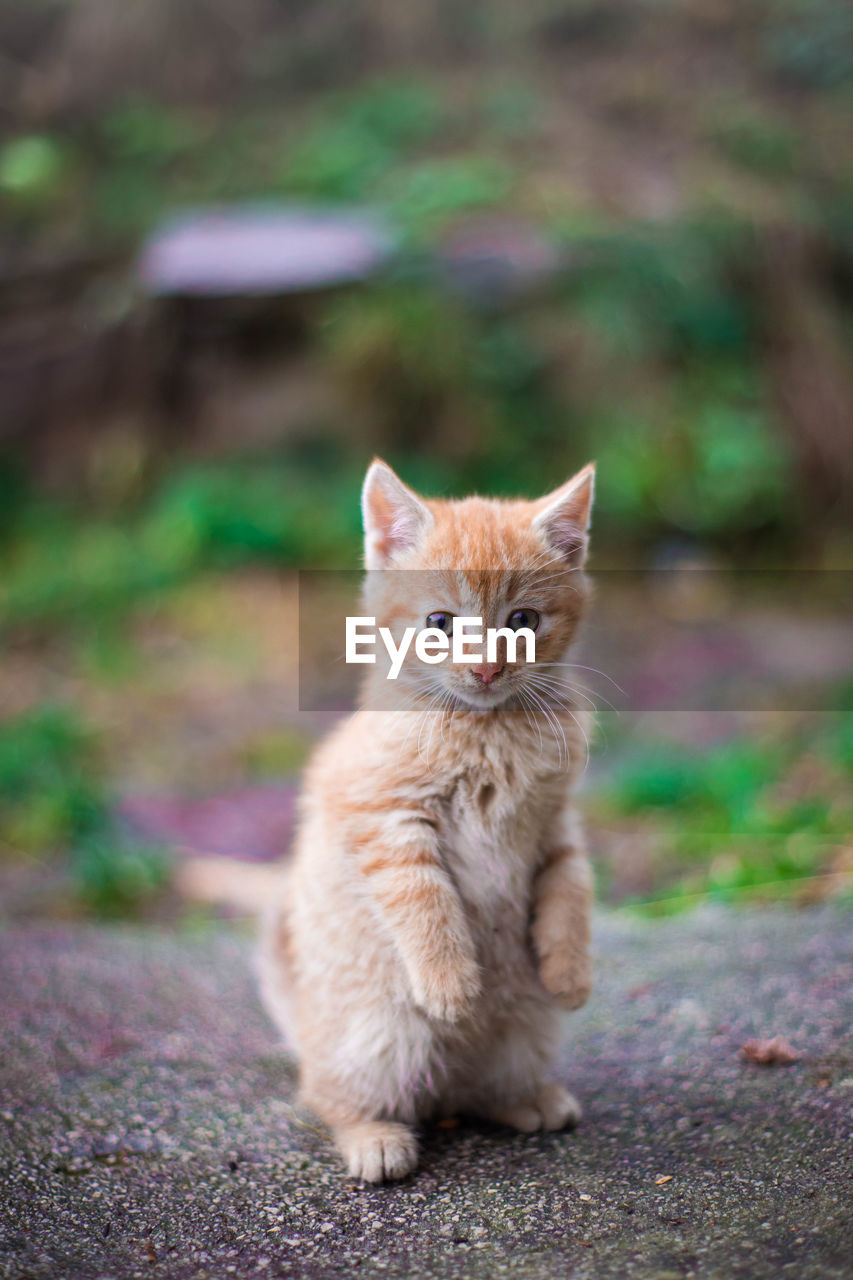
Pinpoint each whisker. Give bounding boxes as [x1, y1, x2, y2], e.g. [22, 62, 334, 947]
[404, 687, 443, 758]
[535, 661, 626, 695]
[528, 670, 618, 714]
[433, 687, 456, 755]
[524, 684, 568, 769]
[526, 671, 599, 712]
[517, 686, 544, 754]
[528, 678, 590, 773]
[527, 680, 591, 731]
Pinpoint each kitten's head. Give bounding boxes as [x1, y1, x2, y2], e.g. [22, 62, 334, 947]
[361, 459, 595, 712]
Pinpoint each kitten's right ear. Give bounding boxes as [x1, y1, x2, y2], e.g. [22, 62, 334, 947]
[361, 459, 434, 569]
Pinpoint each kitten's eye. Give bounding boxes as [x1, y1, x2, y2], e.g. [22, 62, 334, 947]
[426, 611, 453, 634]
[507, 608, 540, 632]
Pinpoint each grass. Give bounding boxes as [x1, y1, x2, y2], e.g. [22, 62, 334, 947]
[0, 704, 170, 916]
[0, 458, 364, 637]
[593, 712, 853, 913]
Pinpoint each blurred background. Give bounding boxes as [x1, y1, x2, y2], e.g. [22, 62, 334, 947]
[1, 0, 851, 922]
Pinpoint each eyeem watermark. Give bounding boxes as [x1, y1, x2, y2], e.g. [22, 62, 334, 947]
[346, 617, 536, 680]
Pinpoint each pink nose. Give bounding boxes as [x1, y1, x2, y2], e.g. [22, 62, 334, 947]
[471, 662, 504, 685]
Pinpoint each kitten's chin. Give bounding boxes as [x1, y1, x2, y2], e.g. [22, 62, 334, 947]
[452, 682, 516, 712]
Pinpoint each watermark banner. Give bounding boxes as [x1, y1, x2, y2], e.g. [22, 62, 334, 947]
[297, 569, 853, 714]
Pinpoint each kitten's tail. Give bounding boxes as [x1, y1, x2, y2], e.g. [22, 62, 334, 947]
[175, 855, 284, 913]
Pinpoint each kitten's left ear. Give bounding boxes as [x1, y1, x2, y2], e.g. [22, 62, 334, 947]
[532, 462, 596, 568]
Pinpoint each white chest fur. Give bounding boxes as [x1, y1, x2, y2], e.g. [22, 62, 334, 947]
[436, 747, 565, 925]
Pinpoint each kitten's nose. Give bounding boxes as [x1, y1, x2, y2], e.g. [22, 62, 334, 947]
[472, 662, 504, 685]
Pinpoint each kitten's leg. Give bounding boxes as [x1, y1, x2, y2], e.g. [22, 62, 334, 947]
[357, 827, 480, 1022]
[472, 1014, 582, 1133]
[301, 1064, 422, 1182]
[489, 1083, 581, 1133]
[531, 835, 593, 1011]
[333, 1120, 419, 1183]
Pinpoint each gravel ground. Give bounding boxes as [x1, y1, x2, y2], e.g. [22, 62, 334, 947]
[1, 908, 851, 1280]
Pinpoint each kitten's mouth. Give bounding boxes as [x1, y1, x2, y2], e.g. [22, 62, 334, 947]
[457, 679, 515, 710]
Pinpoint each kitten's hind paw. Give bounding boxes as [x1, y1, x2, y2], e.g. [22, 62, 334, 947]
[335, 1121, 418, 1183]
[489, 1083, 581, 1133]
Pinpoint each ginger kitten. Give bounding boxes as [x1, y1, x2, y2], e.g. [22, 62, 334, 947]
[258, 459, 596, 1182]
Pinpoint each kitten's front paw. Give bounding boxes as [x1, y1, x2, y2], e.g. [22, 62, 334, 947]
[539, 949, 592, 1011]
[335, 1121, 418, 1183]
[413, 954, 481, 1022]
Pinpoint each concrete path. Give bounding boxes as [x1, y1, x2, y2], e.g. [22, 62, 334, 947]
[1, 908, 851, 1279]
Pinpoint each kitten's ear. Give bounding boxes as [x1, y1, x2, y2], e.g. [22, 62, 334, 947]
[531, 462, 595, 568]
[361, 459, 434, 569]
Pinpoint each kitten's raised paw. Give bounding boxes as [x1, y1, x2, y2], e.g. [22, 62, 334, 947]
[538, 949, 592, 1011]
[335, 1121, 418, 1183]
[412, 955, 481, 1022]
[490, 1083, 581, 1133]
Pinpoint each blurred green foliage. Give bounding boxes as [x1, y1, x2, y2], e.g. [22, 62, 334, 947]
[0, 134, 66, 199]
[597, 376, 791, 540]
[596, 714, 853, 912]
[480, 81, 541, 141]
[144, 461, 361, 568]
[762, 0, 853, 88]
[280, 81, 443, 202]
[706, 108, 800, 177]
[0, 46, 847, 552]
[320, 215, 796, 543]
[101, 99, 202, 165]
[72, 834, 171, 918]
[0, 23, 849, 607]
[1, 5, 850, 926]
[385, 155, 512, 241]
[0, 206, 803, 643]
[93, 99, 206, 232]
[0, 705, 170, 915]
[0, 705, 103, 855]
[238, 728, 312, 777]
[278, 80, 511, 240]
[1, 75, 516, 242]
[562, 219, 753, 359]
[0, 460, 363, 634]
